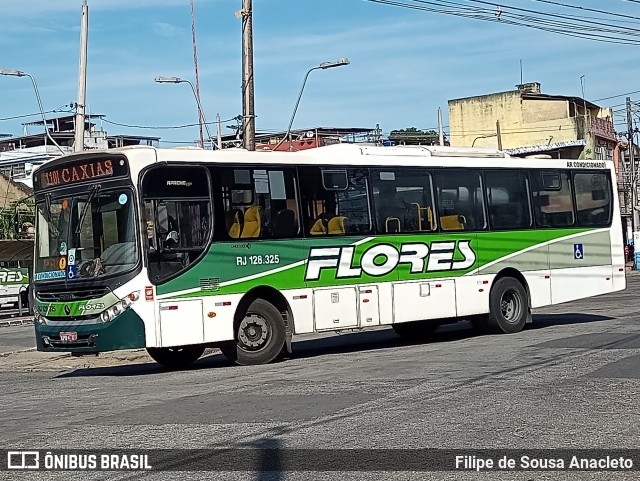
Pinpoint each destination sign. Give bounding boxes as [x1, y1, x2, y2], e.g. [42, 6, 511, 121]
[34, 156, 129, 190]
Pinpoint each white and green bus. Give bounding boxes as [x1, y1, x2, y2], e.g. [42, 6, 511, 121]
[31, 144, 625, 368]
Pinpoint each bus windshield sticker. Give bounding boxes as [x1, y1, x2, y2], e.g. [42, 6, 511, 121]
[59, 242, 67, 256]
[34, 270, 66, 281]
[68, 265, 78, 280]
[119, 193, 128, 205]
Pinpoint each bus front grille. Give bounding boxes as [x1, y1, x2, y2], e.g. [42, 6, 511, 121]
[36, 287, 110, 303]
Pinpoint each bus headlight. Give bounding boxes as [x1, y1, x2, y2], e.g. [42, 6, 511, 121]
[100, 292, 139, 323]
[34, 308, 46, 325]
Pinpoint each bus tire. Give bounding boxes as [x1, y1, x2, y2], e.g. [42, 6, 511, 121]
[147, 345, 205, 369]
[392, 320, 440, 339]
[487, 277, 528, 334]
[220, 298, 285, 366]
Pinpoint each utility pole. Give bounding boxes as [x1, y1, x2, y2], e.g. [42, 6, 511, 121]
[74, 0, 88, 153]
[241, 0, 255, 151]
[496, 120, 502, 150]
[190, 0, 205, 148]
[216, 113, 223, 150]
[627, 97, 637, 255]
[438, 108, 444, 146]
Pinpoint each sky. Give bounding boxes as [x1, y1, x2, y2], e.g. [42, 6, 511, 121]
[1, 0, 640, 146]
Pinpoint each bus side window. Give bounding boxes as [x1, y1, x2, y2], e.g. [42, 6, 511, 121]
[299, 167, 372, 236]
[485, 170, 532, 230]
[434, 170, 487, 231]
[573, 172, 612, 227]
[530, 171, 575, 228]
[218, 168, 300, 240]
[371, 168, 436, 234]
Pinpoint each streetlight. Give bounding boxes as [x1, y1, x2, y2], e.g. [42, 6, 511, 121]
[0, 69, 65, 154]
[155, 76, 213, 149]
[274, 58, 350, 152]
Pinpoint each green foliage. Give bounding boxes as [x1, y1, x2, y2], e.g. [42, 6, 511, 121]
[0, 196, 35, 240]
[389, 127, 446, 145]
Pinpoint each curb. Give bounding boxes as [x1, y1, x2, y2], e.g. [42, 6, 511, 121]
[0, 347, 38, 358]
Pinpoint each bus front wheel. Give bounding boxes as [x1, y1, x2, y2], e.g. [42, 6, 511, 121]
[220, 298, 285, 366]
[147, 345, 205, 369]
[486, 277, 528, 334]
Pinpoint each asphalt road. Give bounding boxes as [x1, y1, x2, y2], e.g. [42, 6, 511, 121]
[0, 276, 639, 480]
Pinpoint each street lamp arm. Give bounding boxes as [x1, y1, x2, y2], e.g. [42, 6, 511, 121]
[26, 73, 65, 155]
[272, 58, 349, 152]
[1, 69, 65, 155]
[183, 79, 213, 148]
[155, 75, 213, 149]
[273, 66, 321, 152]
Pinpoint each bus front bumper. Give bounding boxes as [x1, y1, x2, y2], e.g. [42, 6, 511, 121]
[34, 309, 146, 354]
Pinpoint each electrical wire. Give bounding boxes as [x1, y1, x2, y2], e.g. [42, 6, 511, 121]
[365, 0, 640, 45]
[0, 106, 73, 122]
[101, 116, 239, 130]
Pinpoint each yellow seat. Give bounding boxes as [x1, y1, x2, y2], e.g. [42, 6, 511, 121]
[227, 210, 242, 239]
[310, 218, 327, 235]
[440, 214, 464, 231]
[327, 216, 346, 235]
[241, 206, 261, 238]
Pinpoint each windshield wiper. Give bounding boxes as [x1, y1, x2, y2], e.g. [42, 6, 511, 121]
[75, 185, 101, 234]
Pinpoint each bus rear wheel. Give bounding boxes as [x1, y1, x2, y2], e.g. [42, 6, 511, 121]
[220, 298, 285, 366]
[392, 320, 440, 339]
[486, 277, 528, 334]
[147, 345, 205, 369]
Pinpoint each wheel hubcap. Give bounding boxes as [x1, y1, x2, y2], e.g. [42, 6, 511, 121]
[238, 314, 270, 351]
[500, 290, 522, 323]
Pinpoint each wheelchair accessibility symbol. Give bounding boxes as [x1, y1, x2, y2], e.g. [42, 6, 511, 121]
[574, 243, 584, 260]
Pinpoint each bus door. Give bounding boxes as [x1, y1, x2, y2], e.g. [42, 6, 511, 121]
[141, 166, 212, 347]
[387, 169, 460, 322]
[301, 168, 379, 329]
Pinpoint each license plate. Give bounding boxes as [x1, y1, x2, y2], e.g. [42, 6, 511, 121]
[59, 331, 78, 342]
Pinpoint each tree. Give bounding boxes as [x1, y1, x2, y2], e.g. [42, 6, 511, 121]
[388, 127, 447, 146]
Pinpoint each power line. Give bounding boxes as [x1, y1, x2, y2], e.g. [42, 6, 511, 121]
[102, 116, 238, 130]
[0, 106, 73, 122]
[595, 90, 640, 102]
[523, 0, 640, 22]
[365, 0, 640, 44]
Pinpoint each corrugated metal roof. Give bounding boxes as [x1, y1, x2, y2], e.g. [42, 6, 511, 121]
[503, 139, 586, 156]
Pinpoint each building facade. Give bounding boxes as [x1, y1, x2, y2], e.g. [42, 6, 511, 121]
[448, 82, 617, 160]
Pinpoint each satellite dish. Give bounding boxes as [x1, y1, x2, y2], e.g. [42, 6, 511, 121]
[305, 131, 314, 138]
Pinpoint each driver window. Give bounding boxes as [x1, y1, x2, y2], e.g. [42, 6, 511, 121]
[141, 166, 211, 283]
[371, 168, 436, 234]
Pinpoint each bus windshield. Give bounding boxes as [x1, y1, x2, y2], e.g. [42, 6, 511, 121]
[34, 188, 138, 281]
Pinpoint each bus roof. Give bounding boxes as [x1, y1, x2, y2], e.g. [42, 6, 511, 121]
[37, 143, 613, 177]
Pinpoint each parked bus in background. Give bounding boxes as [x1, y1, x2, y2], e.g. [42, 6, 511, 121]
[0, 261, 29, 308]
[29, 145, 625, 368]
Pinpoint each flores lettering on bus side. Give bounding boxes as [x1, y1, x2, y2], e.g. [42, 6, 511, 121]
[0, 271, 26, 283]
[305, 240, 476, 281]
